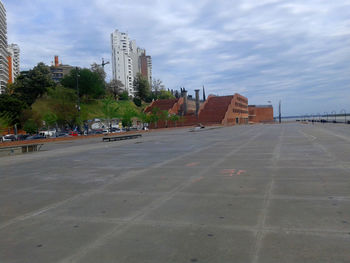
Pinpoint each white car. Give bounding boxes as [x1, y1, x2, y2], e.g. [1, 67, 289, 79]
[1, 134, 16, 142]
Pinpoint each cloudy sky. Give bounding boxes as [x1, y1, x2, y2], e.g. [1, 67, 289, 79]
[4, 0, 350, 116]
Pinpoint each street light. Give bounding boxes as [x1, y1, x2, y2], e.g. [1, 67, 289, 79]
[340, 109, 347, 124]
[331, 111, 336, 123]
[324, 112, 328, 123]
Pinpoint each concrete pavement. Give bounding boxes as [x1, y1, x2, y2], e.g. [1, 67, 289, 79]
[0, 123, 349, 262]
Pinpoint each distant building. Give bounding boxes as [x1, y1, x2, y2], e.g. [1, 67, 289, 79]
[7, 44, 20, 84]
[50, 55, 74, 83]
[0, 0, 8, 93]
[111, 30, 134, 95]
[111, 29, 152, 96]
[248, 105, 274, 123]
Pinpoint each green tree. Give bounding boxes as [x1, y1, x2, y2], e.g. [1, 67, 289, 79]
[43, 112, 58, 130]
[0, 113, 11, 132]
[160, 110, 169, 127]
[61, 68, 105, 100]
[23, 119, 39, 134]
[47, 86, 79, 128]
[149, 107, 160, 128]
[159, 89, 175, 99]
[169, 114, 180, 127]
[101, 96, 120, 131]
[13, 62, 56, 106]
[134, 73, 150, 101]
[0, 94, 27, 125]
[119, 91, 129, 101]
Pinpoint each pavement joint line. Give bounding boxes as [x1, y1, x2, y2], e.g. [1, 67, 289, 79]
[251, 126, 284, 263]
[0, 138, 228, 232]
[46, 215, 350, 239]
[57, 128, 265, 263]
[0, 127, 260, 233]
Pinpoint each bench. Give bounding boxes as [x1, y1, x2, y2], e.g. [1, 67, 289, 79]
[102, 134, 142, 142]
[0, 144, 44, 157]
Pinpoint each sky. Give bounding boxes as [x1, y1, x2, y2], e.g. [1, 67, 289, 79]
[3, 0, 350, 116]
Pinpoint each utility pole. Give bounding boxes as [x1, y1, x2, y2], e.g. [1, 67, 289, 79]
[279, 100, 281, 124]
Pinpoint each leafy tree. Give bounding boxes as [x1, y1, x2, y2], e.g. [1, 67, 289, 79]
[61, 68, 105, 100]
[90, 63, 106, 83]
[0, 94, 27, 125]
[149, 107, 160, 128]
[169, 114, 180, 127]
[101, 96, 120, 131]
[120, 104, 138, 128]
[160, 110, 169, 127]
[133, 97, 142, 107]
[106, 79, 124, 100]
[134, 73, 150, 101]
[119, 90, 129, 101]
[23, 119, 39, 134]
[47, 86, 79, 128]
[159, 90, 175, 99]
[13, 62, 56, 106]
[0, 113, 11, 132]
[43, 112, 58, 130]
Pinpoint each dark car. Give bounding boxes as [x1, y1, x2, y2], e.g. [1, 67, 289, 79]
[55, 132, 69, 137]
[16, 134, 30, 141]
[25, 135, 46, 140]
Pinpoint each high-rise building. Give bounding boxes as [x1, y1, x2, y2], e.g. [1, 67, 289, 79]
[0, 0, 8, 93]
[7, 44, 20, 84]
[111, 30, 134, 96]
[111, 29, 152, 96]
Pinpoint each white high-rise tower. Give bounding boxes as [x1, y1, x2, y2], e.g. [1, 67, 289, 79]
[111, 30, 134, 96]
[0, 0, 8, 93]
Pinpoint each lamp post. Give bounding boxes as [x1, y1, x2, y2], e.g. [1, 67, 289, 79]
[76, 67, 80, 131]
[324, 112, 328, 123]
[340, 109, 347, 124]
[331, 111, 336, 123]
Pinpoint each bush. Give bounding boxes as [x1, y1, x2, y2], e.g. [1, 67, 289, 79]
[119, 91, 129, 101]
[23, 119, 38, 134]
[133, 97, 142, 107]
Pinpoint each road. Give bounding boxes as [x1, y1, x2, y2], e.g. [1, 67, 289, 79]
[0, 123, 349, 263]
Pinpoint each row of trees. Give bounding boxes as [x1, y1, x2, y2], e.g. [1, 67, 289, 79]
[0, 61, 178, 134]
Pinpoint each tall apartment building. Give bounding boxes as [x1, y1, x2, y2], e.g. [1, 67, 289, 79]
[0, 0, 8, 93]
[7, 43, 20, 84]
[111, 29, 152, 96]
[111, 30, 134, 95]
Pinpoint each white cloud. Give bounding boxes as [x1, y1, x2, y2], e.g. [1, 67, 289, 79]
[3, 0, 350, 115]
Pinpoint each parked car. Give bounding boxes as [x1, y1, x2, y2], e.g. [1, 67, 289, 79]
[39, 129, 56, 137]
[25, 134, 46, 140]
[16, 134, 30, 141]
[55, 132, 69, 137]
[1, 134, 16, 142]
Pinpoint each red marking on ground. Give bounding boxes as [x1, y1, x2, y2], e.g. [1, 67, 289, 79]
[221, 169, 236, 176]
[221, 169, 248, 176]
[186, 162, 200, 167]
[192, 176, 204, 183]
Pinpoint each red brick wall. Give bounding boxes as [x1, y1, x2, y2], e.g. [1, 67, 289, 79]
[249, 106, 274, 123]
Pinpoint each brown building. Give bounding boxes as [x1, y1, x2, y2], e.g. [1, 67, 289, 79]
[248, 105, 274, 123]
[144, 92, 248, 128]
[50, 56, 74, 83]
